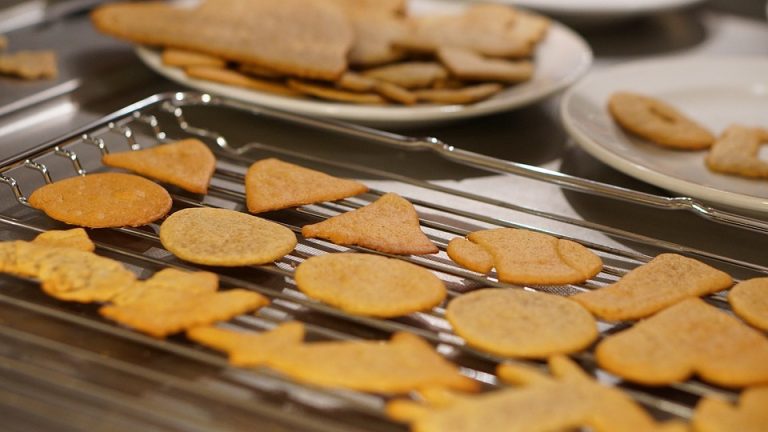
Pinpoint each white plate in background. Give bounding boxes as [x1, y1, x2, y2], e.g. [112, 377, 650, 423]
[136, 2, 591, 127]
[508, 0, 705, 24]
[561, 56, 768, 215]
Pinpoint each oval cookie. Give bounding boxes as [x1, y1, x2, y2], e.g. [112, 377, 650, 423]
[729, 277, 768, 331]
[446, 288, 597, 358]
[28, 172, 171, 228]
[159, 207, 296, 266]
[295, 253, 446, 317]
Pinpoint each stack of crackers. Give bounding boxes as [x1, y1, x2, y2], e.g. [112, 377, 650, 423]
[91, 0, 549, 105]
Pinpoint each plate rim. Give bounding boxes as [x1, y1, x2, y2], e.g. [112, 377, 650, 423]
[560, 55, 768, 214]
[135, 20, 592, 125]
[511, 0, 705, 17]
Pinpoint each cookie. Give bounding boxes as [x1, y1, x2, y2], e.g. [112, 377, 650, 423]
[347, 13, 408, 67]
[100, 287, 268, 338]
[161, 48, 226, 68]
[728, 277, 768, 331]
[373, 81, 417, 105]
[361, 62, 448, 89]
[238, 63, 283, 79]
[608, 92, 715, 150]
[437, 46, 533, 83]
[246, 158, 368, 213]
[287, 79, 386, 104]
[102, 138, 216, 194]
[705, 125, 768, 179]
[0, 50, 57, 79]
[295, 253, 446, 317]
[160, 207, 296, 266]
[692, 386, 768, 432]
[301, 192, 438, 255]
[414, 83, 503, 104]
[0, 35, 6, 50]
[388, 355, 686, 432]
[28, 172, 172, 228]
[328, 0, 406, 16]
[112, 268, 219, 305]
[445, 288, 597, 358]
[455, 228, 602, 285]
[92, 0, 352, 80]
[190, 323, 478, 394]
[186, 66, 300, 97]
[446, 238, 493, 274]
[596, 298, 768, 387]
[32, 228, 95, 252]
[572, 253, 732, 321]
[336, 72, 376, 92]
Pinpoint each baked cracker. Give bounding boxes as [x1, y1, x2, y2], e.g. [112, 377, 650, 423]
[728, 277, 768, 331]
[361, 62, 448, 89]
[238, 63, 283, 79]
[414, 83, 503, 104]
[336, 72, 376, 92]
[608, 92, 715, 150]
[159, 207, 297, 266]
[186, 66, 300, 97]
[0, 50, 57, 79]
[162, 48, 226, 68]
[596, 298, 768, 387]
[446, 288, 597, 358]
[295, 253, 446, 317]
[102, 138, 216, 194]
[287, 79, 386, 104]
[373, 81, 417, 105]
[301, 192, 438, 255]
[347, 12, 408, 67]
[245, 158, 368, 213]
[327, 0, 406, 16]
[705, 125, 768, 179]
[692, 386, 768, 432]
[572, 253, 732, 321]
[28, 172, 172, 228]
[437, 46, 533, 83]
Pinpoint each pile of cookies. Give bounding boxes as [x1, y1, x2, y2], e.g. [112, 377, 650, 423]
[91, 0, 549, 105]
[608, 92, 768, 179]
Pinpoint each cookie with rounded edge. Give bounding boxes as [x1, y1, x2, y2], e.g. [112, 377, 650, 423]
[102, 138, 216, 194]
[705, 125, 768, 179]
[608, 92, 715, 150]
[295, 253, 446, 317]
[446, 237, 493, 274]
[692, 386, 768, 432]
[573, 253, 732, 321]
[28, 172, 171, 228]
[160, 207, 297, 266]
[33, 228, 95, 252]
[729, 277, 768, 331]
[161, 48, 226, 68]
[446, 288, 597, 358]
[596, 298, 768, 388]
[301, 192, 438, 255]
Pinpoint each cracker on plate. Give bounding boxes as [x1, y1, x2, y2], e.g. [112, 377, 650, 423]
[162, 48, 226, 68]
[445, 288, 597, 358]
[301, 192, 438, 255]
[705, 125, 768, 179]
[159, 207, 297, 266]
[287, 79, 386, 104]
[414, 83, 503, 104]
[361, 61, 448, 89]
[295, 253, 445, 317]
[28, 173, 172, 228]
[596, 298, 768, 387]
[728, 277, 768, 331]
[102, 138, 216, 194]
[437, 46, 533, 83]
[245, 158, 368, 213]
[572, 253, 732, 321]
[186, 66, 300, 97]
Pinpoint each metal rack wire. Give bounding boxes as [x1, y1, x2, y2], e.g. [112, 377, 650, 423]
[0, 92, 763, 430]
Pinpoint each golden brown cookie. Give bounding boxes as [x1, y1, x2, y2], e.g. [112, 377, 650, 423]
[160, 207, 296, 266]
[446, 237, 493, 274]
[100, 288, 268, 338]
[161, 48, 226, 68]
[705, 125, 768, 179]
[572, 253, 732, 321]
[92, 0, 352, 80]
[347, 12, 408, 67]
[295, 253, 446, 317]
[287, 79, 386, 104]
[608, 92, 715, 150]
[596, 298, 768, 387]
[327, 0, 406, 16]
[112, 268, 219, 306]
[301, 192, 438, 255]
[102, 138, 216, 194]
[729, 277, 768, 331]
[361, 62, 448, 89]
[186, 66, 300, 97]
[373, 81, 417, 105]
[692, 386, 768, 432]
[0, 50, 57, 79]
[388, 355, 686, 432]
[453, 228, 602, 285]
[32, 228, 95, 252]
[446, 288, 597, 358]
[245, 158, 368, 213]
[336, 72, 376, 92]
[238, 63, 283, 79]
[191, 323, 478, 394]
[437, 46, 533, 83]
[28, 173, 172, 228]
[414, 83, 503, 104]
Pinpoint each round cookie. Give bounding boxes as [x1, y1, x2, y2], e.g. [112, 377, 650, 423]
[729, 277, 768, 331]
[159, 207, 296, 266]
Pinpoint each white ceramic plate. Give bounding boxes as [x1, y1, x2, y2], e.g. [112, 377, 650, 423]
[135, 5, 591, 127]
[561, 56, 768, 215]
[508, 0, 705, 24]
